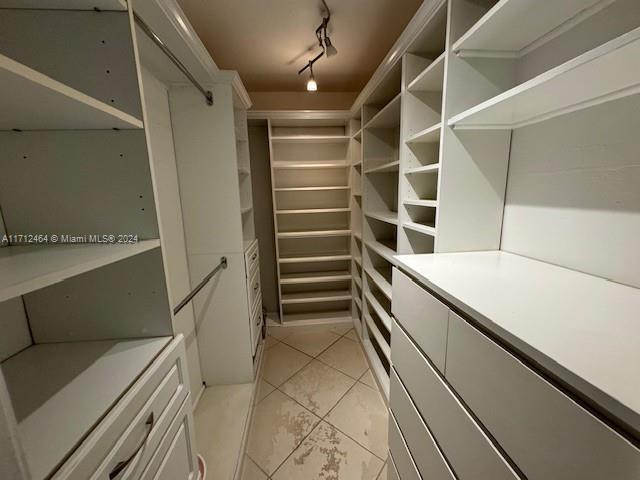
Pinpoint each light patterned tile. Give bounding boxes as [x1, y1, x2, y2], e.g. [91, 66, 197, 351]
[317, 336, 368, 379]
[247, 390, 320, 475]
[256, 379, 275, 402]
[261, 342, 312, 387]
[330, 324, 353, 336]
[241, 455, 268, 480]
[268, 326, 293, 341]
[344, 329, 359, 342]
[377, 462, 388, 480]
[326, 382, 388, 459]
[272, 421, 383, 480]
[264, 335, 279, 349]
[281, 329, 341, 357]
[359, 370, 377, 389]
[280, 360, 356, 416]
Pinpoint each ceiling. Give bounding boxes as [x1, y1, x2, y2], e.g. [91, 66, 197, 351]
[176, 0, 423, 93]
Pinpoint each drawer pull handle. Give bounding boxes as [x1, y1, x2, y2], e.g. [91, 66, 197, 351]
[109, 412, 154, 479]
[251, 253, 257, 261]
[254, 283, 259, 291]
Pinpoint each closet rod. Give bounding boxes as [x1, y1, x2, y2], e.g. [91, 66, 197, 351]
[173, 257, 227, 315]
[133, 11, 214, 106]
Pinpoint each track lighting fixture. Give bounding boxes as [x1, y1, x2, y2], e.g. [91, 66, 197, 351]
[298, 0, 337, 90]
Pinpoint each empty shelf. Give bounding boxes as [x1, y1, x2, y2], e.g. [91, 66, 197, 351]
[278, 253, 351, 263]
[0, 240, 161, 303]
[277, 229, 352, 238]
[404, 199, 438, 208]
[362, 339, 390, 398]
[280, 271, 351, 285]
[452, 0, 604, 57]
[275, 186, 350, 192]
[449, 27, 640, 129]
[353, 255, 363, 267]
[272, 162, 349, 169]
[404, 163, 440, 175]
[365, 211, 399, 225]
[354, 295, 363, 310]
[271, 135, 350, 143]
[2, 337, 171, 479]
[365, 267, 393, 300]
[353, 274, 363, 290]
[281, 290, 352, 304]
[282, 310, 352, 325]
[403, 221, 437, 237]
[0, 53, 143, 130]
[364, 93, 402, 129]
[365, 291, 392, 332]
[365, 240, 398, 266]
[353, 129, 362, 142]
[364, 312, 391, 361]
[407, 53, 445, 92]
[406, 123, 441, 144]
[364, 160, 400, 174]
[276, 208, 350, 214]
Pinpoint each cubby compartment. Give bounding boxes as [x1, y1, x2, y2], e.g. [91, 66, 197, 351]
[275, 188, 350, 210]
[273, 167, 349, 189]
[276, 211, 350, 234]
[364, 216, 398, 265]
[278, 236, 350, 260]
[282, 300, 352, 324]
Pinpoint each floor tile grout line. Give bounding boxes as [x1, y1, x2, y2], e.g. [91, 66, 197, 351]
[245, 452, 272, 479]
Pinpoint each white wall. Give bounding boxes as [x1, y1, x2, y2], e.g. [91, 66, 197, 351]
[140, 67, 203, 398]
[501, 95, 640, 288]
[248, 125, 279, 314]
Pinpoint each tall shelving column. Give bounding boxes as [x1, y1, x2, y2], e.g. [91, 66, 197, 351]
[360, 64, 402, 398]
[348, 116, 363, 335]
[235, 106, 256, 247]
[398, 0, 448, 255]
[268, 119, 353, 325]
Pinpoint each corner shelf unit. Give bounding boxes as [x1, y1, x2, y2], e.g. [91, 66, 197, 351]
[269, 119, 353, 325]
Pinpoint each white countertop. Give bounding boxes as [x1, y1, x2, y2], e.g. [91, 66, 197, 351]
[394, 251, 640, 436]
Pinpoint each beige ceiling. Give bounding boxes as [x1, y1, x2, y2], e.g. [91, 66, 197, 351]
[176, 0, 423, 92]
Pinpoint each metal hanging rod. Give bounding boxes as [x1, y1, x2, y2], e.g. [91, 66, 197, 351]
[133, 11, 213, 106]
[173, 257, 227, 315]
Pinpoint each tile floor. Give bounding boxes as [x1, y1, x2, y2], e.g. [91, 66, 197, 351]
[242, 323, 389, 480]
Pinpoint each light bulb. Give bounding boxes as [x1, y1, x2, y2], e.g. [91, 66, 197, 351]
[306, 77, 318, 91]
[324, 36, 338, 57]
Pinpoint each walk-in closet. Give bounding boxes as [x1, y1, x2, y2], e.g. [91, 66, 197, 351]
[1, 0, 639, 479]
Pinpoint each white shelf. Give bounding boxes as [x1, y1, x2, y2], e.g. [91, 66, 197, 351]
[365, 240, 398, 266]
[364, 312, 391, 361]
[353, 274, 363, 290]
[282, 310, 352, 325]
[280, 270, 351, 285]
[394, 251, 640, 433]
[0, 1, 127, 10]
[403, 221, 437, 237]
[449, 27, 640, 129]
[354, 295, 363, 310]
[353, 129, 362, 142]
[2, 337, 171, 479]
[277, 229, 352, 238]
[365, 267, 393, 300]
[353, 255, 363, 267]
[238, 168, 250, 176]
[274, 186, 349, 192]
[407, 53, 445, 92]
[365, 292, 392, 333]
[364, 93, 402, 129]
[270, 135, 350, 143]
[278, 253, 351, 263]
[281, 290, 352, 305]
[364, 160, 400, 174]
[406, 123, 441, 144]
[0, 53, 143, 130]
[0, 240, 161, 303]
[352, 161, 363, 168]
[404, 199, 438, 208]
[241, 206, 253, 215]
[404, 163, 440, 175]
[362, 339, 390, 399]
[272, 162, 349, 169]
[365, 211, 399, 225]
[452, 0, 604, 57]
[276, 208, 350, 214]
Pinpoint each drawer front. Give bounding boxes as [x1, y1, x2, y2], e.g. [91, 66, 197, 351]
[140, 394, 198, 480]
[54, 336, 189, 480]
[391, 321, 519, 480]
[389, 413, 420, 480]
[446, 312, 640, 480]
[250, 294, 263, 355]
[390, 370, 455, 480]
[392, 268, 448, 372]
[244, 240, 259, 277]
[248, 267, 261, 310]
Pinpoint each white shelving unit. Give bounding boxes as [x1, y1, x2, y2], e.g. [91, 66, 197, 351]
[269, 120, 353, 325]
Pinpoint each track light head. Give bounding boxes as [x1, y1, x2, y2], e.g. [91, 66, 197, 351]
[306, 64, 318, 91]
[324, 35, 338, 57]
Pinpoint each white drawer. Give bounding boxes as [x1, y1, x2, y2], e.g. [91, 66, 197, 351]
[250, 294, 263, 355]
[248, 267, 261, 310]
[391, 320, 519, 480]
[391, 268, 448, 372]
[244, 240, 259, 277]
[54, 336, 190, 480]
[388, 413, 420, 480]
[140, 394, 198, 480]
[446, 312, 640, 480]
[389, 370, 455, 480]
